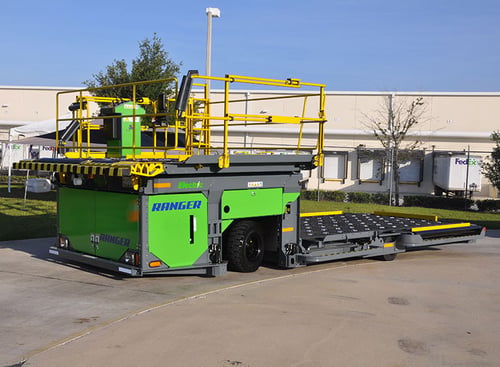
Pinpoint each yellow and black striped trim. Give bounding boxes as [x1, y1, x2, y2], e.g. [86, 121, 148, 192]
[14, 160, 169, 178]
[14, 160, 130, 177]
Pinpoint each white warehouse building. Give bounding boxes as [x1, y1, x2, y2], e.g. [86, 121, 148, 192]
[197, 88, 499, 199]
[1, 84, 499, 198]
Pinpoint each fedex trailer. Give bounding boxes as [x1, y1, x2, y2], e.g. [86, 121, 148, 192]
[433, 152, 482, 195]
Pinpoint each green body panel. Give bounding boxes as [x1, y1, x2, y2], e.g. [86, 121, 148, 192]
[221, 190, 300, 232]
[221, 220, 234, 234]
[148, 193, 208, 268]
[107, 102, 144, 157]
[282, 192, 300, 209]
[59, 187, 139, 261]
[59, 188, 95, 255]
[94, 191, 139, 260]
[221, 188, 284, 220]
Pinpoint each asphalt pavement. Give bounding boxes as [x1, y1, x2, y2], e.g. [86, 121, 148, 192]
[1, 231, 499, 367]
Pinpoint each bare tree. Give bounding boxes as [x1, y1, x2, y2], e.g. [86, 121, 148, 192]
[482, 131, 500, 191]
[363, 95, 427, 206]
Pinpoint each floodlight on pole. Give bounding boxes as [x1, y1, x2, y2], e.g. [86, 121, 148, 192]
[205, 7, 220, 93]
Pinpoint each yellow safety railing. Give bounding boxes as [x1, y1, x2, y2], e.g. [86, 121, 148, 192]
[190, 74, 327, 168]
[55, 74, 327, 169]
[56, 78, 179, 160]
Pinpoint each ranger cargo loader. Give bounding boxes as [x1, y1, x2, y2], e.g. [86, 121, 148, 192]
[15, 72, 485, 276]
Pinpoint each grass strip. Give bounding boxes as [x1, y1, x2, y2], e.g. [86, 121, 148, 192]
[1, 185, 498, 241]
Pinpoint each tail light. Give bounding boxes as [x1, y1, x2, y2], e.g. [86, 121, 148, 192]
[58, 234, 70, 249]
[122, 250, 140, 267]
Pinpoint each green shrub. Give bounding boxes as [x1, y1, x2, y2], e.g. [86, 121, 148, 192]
[302, 190, 391, 204]
[301, 190, 314, 200]
[402, 196, 426, 207]
[348, 192, 373, 203]
[403, 195, 473, 210]
[301, 190, 346, 202]
[371, 192, 390, 205]
[476, 199, 500, 212]
[323, 191, 347, 202]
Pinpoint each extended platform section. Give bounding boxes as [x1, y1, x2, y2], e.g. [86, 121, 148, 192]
[296, 212, 485, 265]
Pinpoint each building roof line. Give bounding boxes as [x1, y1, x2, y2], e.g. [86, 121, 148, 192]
[0, 85, 80, 91]
[192, 89, 500, 97]
[2, 85, 499, 96]
[210, 126, 493, 140]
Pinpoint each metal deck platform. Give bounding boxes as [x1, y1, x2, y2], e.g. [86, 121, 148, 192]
[300, 212, 485, 250]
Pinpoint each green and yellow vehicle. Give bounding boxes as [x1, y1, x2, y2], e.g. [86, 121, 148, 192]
[15, 72, 485, 276]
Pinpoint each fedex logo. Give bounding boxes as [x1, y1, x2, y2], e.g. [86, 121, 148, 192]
[455, 158, 479, 166]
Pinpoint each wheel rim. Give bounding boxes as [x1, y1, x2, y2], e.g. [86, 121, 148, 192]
[245, 232, 262, 261]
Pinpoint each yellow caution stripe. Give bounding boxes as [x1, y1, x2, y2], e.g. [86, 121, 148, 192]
[13, 160, 129, 177]
[14, 160, 166, 178]
[282, 227, 295, 232]
[300, 211, 343, 217]
[374, 210, 438, 222]
[411, 222, 471, 232]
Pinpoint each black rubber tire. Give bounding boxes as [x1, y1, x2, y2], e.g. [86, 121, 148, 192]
[224, 220, 265, 272]
[380, 253, 397, 261]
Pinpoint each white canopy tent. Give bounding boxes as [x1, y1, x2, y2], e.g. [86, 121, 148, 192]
[1, 115, 71, 191]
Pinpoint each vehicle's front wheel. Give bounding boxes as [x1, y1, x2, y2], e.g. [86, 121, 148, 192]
[224, 220, 264, 272]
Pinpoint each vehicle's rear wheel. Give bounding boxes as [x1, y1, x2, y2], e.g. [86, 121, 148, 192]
[379, 253, 397, 261]
[224, 220, 264, 272]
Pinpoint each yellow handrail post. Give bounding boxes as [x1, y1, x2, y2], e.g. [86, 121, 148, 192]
[218, 77, 231, 169]
[132, 83, 137, 159]
[186, 101, 193, 157]
[314, 86, 326, 167]
[84, 91, 91, 157]
[297, 96, 308, 153]
[55, 92, 60, 154]
[204, 81, 211, 155]
[77, 91, 83, 158]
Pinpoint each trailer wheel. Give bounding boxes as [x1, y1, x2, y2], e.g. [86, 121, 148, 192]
[379, 253, 397, 261]
[225, 220, 264, 272]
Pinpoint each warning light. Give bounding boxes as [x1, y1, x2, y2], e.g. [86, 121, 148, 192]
[149, 261, 161, 268]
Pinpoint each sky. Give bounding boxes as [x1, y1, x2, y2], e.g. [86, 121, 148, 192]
[1, 0, 499, 91]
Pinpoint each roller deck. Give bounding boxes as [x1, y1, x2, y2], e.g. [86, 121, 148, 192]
[297, 212, 485, 265]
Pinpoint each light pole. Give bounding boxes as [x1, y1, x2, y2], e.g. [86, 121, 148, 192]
[205, 7, 220, 93]
[388, 93, 395, 206]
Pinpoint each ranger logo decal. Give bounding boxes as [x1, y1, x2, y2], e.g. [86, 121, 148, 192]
[151, 200, 202, 212]
[99, 234, 131, 247]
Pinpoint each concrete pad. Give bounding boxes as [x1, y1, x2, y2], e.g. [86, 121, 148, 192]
[15, 231, 500, 367]
[0, 237, 315, 366]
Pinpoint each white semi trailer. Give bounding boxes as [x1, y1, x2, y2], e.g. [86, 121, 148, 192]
[433, 152, 482, 195]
